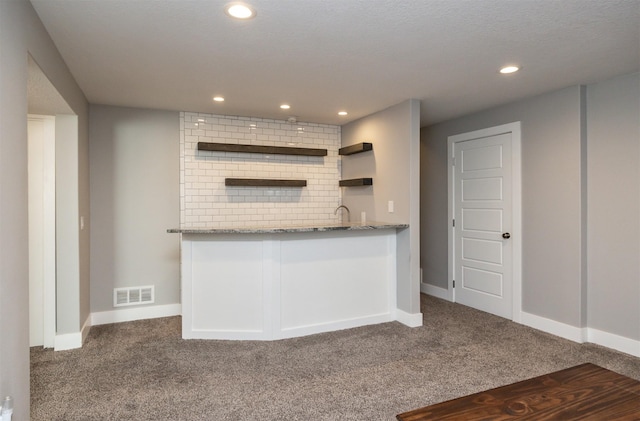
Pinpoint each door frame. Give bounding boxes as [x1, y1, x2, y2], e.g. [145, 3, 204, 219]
[28, 114, 57, 347]
[447, 122, 522, 322]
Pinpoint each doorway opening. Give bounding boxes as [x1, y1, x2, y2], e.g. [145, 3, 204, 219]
[27, 54, 77, 348]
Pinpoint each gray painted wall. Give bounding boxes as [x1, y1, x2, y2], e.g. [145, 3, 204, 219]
[341, 101, 412, 223]
[586, 73, 640, 340]
[0, 0, 89, 417]
[342, 99, 422, 315]
[55, 115, 81, 334]
[421, 86, 586, 327]
[90, 105, 180, 312]
[27, 0, 91, 336]
[422, 76, 640, 342]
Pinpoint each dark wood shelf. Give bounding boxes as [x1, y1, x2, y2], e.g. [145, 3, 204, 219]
[339, 178, 373, 187]
[198, 142, 327, 157]
[225, 178, 307, 187]
[339, 142, 373, 156]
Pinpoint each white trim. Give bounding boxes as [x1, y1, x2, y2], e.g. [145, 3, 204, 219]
[395, 309, 423, 327]
[181, 237, 193, 336]
[91, 303, 182, 326]
[420, 283, 450, 301]
[54, 332, 82, 351]
[510, 123, 522, 323]
[520, 311, 585, 343]
[27, 115, 57, 348]
[279, 313, 396, 339]
[53, 315, 91, 351]
[520, 312, 640, 357]
[587, 328, 640, 358]
[447, 122, 522, 319]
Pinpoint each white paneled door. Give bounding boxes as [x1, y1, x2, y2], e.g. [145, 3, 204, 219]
[451, 127, 517, 319]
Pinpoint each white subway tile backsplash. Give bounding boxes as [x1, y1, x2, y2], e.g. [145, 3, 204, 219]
[179, 112, 341, 228]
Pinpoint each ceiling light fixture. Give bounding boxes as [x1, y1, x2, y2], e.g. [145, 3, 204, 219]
[499, 65, 520, 74]
[224, 2, 256, 19]
[338, 111, 348, 116]
[213, 96, 225, 102]
[280, 104, 291, 110]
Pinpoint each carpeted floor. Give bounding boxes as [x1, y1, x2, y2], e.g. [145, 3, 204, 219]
[31, 294, 640, 420]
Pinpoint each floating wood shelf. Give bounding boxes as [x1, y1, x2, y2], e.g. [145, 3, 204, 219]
[198, 142, 327, 157]
[339, 178, 373, 187]
[225, 178, 307, 187]
[339, 142, 373, 156]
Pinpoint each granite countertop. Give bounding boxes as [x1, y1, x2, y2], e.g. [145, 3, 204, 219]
[167, 221, 408, 234]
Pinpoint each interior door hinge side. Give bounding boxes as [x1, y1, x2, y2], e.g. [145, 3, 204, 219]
[452, 219, 455, 227]
[453, 280, 455, 288]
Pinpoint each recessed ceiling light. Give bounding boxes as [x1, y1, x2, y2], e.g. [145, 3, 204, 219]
[213, 96, 225, 102]
[338, 111, 348, 116]
[280, 104, 291, 110]
[500, 65, 520, 74]
[224, 2, 256, 19]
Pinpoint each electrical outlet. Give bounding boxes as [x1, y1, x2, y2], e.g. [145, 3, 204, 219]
[388, 200, 394, 213]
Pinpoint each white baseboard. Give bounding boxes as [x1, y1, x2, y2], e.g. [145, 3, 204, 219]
[520, 311, 585, 343]
[396, 309, 423, 327]
[278, 313, 395, 340]
[91, 303, 182, 326]
[54, 314, 92, 351]
[521, 312, 640, 357]
[54, 332, 82, 351]
[420, 283, 450, 301]
[587, 328, 640, 358]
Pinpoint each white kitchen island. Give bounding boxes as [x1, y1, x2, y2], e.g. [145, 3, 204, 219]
[169, 222, 421, 340]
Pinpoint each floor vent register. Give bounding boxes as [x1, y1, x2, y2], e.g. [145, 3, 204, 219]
[113, 286, 155, 307]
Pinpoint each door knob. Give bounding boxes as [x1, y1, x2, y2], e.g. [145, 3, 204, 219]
[502, 232, 511, 239]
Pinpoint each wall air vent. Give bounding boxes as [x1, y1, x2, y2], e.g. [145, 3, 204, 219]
[113, 286, 155, 307]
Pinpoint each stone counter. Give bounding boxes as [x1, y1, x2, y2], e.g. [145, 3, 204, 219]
[167, 221, 408, 235]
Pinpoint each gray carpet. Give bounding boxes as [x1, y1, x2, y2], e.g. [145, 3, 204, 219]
[31, 294, 640, 420]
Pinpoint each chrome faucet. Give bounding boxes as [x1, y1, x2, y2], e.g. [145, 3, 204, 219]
[334, 205, 350, 222]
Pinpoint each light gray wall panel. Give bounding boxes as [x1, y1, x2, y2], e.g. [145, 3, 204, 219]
[0, 0, 89, 417]
[587, 73, 640, 340]
[341, 101, 412, 223]
[0, 1, 30, 416]
[27, 0, 92, 332]
[420, 86, 585, 327]
[55, 115, 80, 334]
[90, 105, 180, 313]
[420, 125, 449, 289]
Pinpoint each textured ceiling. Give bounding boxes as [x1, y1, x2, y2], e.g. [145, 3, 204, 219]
[30, 0, 640, 126]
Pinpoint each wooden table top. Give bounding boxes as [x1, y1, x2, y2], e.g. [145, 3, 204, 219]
[397, 363, 640, 420]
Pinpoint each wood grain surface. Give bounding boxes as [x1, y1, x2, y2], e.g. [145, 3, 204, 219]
[225, 178, 307, 187]
[197, 142, 327, 156]
[397, 363, 640, 420]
